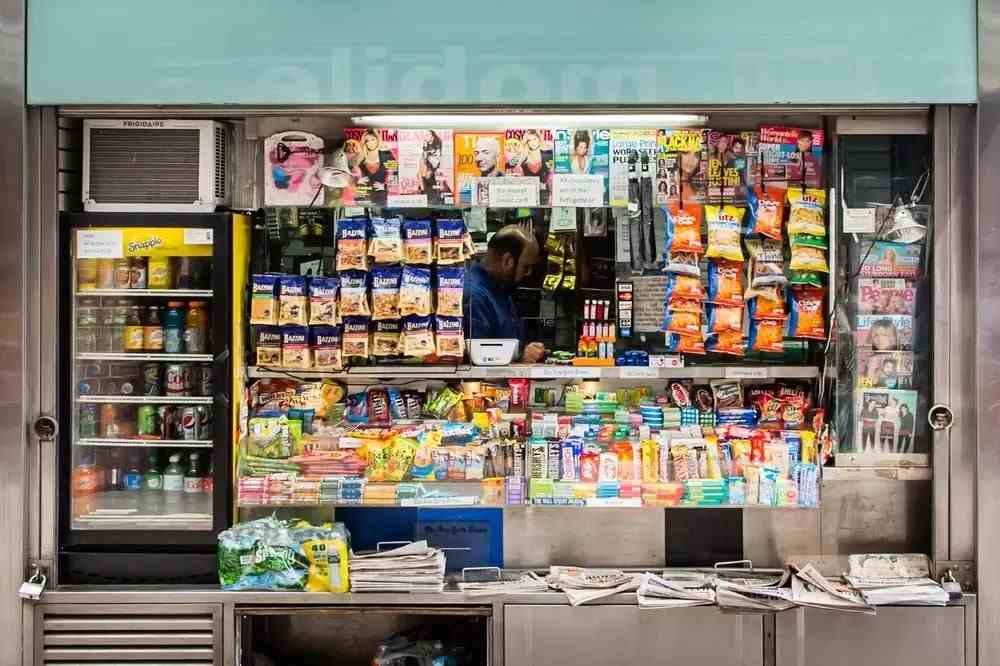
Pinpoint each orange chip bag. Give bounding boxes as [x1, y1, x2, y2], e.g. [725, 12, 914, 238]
[789, 287, 826, 339]
[664, 204, 704, 255]
[749, 294, 786, 321]
[667, 333, 706, 355]
[707, 305, 742, 333]
[668, 297, 703, 314]
[667, 273, 705, 301]
[749, 318, 784, 353]
[707, 329, 745, 356]
[707, 259, 744, 306]
[750, 187, 784, 241]
[663, 308, 702, 336]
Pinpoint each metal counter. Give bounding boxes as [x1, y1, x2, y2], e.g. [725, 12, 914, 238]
[27, 588, 977, 666]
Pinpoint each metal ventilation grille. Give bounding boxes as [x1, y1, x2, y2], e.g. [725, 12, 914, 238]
[213, 125, 226, 200]
[89, 128, 200, 204]
[39, 605, 217, 665]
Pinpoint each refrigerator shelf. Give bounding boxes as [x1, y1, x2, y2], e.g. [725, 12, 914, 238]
[76, 289, 213, 298]
[77, 395, 214, 405]
[77, 438, 213, 448]
[77, 352, 214, 362]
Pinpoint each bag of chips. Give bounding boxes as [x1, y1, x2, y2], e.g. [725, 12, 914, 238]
[789, 242, 829, 273]
[308, 276, 339, 325]
[748, 293, 786, 321]
[436, 266, 464, 317]
[250, 274, 279, 325]
[707, 304, 742, 333]
[278, 276, 309, 326]
[371, 319, 402, 357]
[666, 333, 705, 355]
[435, 315, 465, 358]
[281, 326, 311, 368]
[342, 316, 370, 360]
[336, 217, 370, 272]
[746, 187, 784, 240]
[745, 239, 787, 287]
[401, 315, 434, 357]
[786, 188, 827, 237]
[399, 266, 432, 317]
[369, 217, 403, 264]
[338, 270, 370, 317]
[256, 326, 282, 367]
[668, 298, 703, 314]
[663, 205, 704, 256]
[748, 318, 784, 353]
[663, 251, 701, 277]
[706, 329, 745, 356]
[788, 287, 826, 339]
[705, 205, 745, 261]
[402, 219, 433, 265]
[662, 308, 702, 337]
[435, 218, 467, 264]
[789, 270, 823, 288]
[666, 272, 706, 301]
[370, 266, 402, 321]
[707, 260, 743, 306]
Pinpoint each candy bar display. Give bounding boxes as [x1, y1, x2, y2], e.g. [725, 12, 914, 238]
[236, 376, 822, 509]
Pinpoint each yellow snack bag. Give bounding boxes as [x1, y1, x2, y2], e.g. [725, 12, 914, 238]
[303, 536, 350, 593]
[786, 188, 827, 236]
[704, 205, 745, 261]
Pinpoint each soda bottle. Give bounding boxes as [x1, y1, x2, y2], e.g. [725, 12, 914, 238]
[124, 453, 143, 490]
[163, 453, 184, 492]
[176, 257, 194, 289]
[183, 453, 202, 493]
[123, 305, 144, 352]
[203, 458, 213, 494]
[184, 301, 207, 354]
[163, 302, 185, 353]
[107, 448, 124, 490]
[143, 305, 164, 351]
[100, 404, 119, 438]
[143, 453, 163, 491]
[72, 453, 98, 496]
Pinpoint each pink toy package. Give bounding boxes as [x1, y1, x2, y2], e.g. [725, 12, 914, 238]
[264, 131, 325, 206]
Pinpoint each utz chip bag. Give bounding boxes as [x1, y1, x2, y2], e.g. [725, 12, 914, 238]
[747, 187, 784, 240]
[336, 217, 369, 272]
[663, 205, 704, 255]
[706, 329, 745, 356]
[789, 242, 829, 273]
[704, 205, 745, 261]
[707, 260, 743, 306]
[786, 188, 827, 237]
[748, 318, 784, 353]
[788, 287, 826, 339]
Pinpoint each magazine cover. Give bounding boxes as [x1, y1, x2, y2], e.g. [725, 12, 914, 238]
[655, 128, 708, 206]
[857, 241, 923, 279]
[854, 388, 918, 453]
[856, 350, 914, 389]
[343, 127, 397, 207]
[388, 129, 454, 208]
[857, 278, 917, 315]
[455, 131, 506, 205]
[554, 129, 610, 204]
[707, 130, 756, 204]
[504, 129, 554, 205]
[609, 128, 658, 207]
[855, 314, 914, 351]
[759, 126, 824, 189]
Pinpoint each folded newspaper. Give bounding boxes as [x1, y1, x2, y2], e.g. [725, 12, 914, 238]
[546, 566, 641, 606]
[349, 541, 446, 593]
[637, 573, 716, 609]
[790, 563, 875, 614]
[845, 554, 948, 606]
[714, 579, 797, 613]
[457, 572, 549, 596]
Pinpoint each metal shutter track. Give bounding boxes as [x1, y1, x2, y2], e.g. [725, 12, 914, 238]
[40, 607, 217, 665]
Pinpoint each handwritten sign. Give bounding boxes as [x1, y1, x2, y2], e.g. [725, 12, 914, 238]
[488, 177, 540, 207]
[77, 229, 123, 259]
[552, 174, 605, 207]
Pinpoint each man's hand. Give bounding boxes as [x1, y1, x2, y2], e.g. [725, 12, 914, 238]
[522, 342, 546, 364]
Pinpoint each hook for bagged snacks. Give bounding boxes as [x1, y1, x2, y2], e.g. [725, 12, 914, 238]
[715, 559, 753, 571]
[376, 540, 412, 552]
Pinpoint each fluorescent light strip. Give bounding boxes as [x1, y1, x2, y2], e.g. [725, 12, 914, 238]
[350, 114, 708, 129]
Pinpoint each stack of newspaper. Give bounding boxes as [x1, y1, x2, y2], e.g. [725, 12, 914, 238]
[457, 571, 549, 596]
[789, 563, 875, 614]
[637, 573, 716, 608]
[349, 541, 446, 593]
[546, 566, 641, 606]
[715, 580, 796, 613]
[845, 554, 949, 606]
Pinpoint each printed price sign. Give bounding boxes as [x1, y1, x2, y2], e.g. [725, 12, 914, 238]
[184, 228, 214, 245]
[77, 229, 123, 259]
[552, 174, 605, 207]
[549, 207, 578, 232]
[619, 366, 658, 379]
[488, 177, 540, 207]
[725, 367, 769, 380]
[843, 208, 876, 234]
[530, 366, 599, 379]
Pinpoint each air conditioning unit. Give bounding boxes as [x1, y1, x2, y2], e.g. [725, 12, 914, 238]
[83, 119, 229, 212]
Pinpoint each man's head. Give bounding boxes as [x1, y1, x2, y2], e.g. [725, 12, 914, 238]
[474, 137, 500, 175]
[483, 225, 540, 287]
[797, 130, 813, 153]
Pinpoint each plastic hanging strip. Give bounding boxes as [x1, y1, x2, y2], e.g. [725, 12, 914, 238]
[627, 150, 644, 272]
[640, 151, 658, 270]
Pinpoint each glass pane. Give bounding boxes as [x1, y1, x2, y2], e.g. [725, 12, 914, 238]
[836, 135, 932, 455]
[71, 226, 217, 530]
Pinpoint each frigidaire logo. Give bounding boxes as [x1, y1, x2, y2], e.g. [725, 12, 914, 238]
[122, 120, 165, 128]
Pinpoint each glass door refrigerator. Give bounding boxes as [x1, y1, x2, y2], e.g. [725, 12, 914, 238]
[59, 212, 233, 583]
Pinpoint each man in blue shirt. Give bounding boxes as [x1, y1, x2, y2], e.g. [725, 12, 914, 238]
[465, 225, 546, 363]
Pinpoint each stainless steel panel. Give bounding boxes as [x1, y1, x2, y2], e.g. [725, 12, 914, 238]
[775, 606, 966, 666]
[933, 106, 953, 564]
[0, 0, 26, 664]
[819, 479, 931, 556]
[982, 1, 1000, 661]
[743, 508, 820, 568]
[836, 114, 929, 134]
[503, 605, 762, 666]
[947, 104, 977, 563]
[502, 507, 665, 568]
